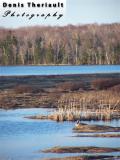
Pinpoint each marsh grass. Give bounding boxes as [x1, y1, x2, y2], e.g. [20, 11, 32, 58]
[53, 90, 120, 121]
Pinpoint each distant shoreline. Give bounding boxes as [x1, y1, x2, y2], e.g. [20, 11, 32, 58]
[0, 72, 120, 78]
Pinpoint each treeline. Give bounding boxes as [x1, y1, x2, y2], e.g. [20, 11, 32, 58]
[0, 23, 120, 65]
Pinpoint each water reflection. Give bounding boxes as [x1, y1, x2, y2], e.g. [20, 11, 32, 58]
[0, 108, 120, 160]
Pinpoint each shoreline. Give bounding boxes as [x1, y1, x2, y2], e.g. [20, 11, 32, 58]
[0, 72, 120, 77]
[42, 146, 120, 153]
[0, 72, 120, 79]
[43, 155, 120, 160]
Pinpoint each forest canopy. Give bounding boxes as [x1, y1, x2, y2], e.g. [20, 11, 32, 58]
[0, 23, 120, 65]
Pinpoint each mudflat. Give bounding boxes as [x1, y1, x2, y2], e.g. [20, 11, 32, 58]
[43, 155, 120, 160]
[42, 146, 120, 153]
[73, 133, 120, 138]
[73, 123, 120, 133]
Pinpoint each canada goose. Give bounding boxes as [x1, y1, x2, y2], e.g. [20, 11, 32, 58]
[75, 120, 80, 127]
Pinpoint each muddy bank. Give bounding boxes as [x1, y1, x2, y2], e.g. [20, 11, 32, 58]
[43, 155, 120, 160]
[25, 114, 66, 121]
[73, 134, 120, 138]
[42, 146, 120, 153]
[73, 123, 120, 133]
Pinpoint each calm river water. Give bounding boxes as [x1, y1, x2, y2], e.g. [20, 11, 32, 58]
[0, 108, 120, 160]
[0, 65, 120, 76]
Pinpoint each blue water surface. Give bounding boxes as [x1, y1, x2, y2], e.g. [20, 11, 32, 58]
[0, 108, 120, 160]
[0, 65, 120, 76]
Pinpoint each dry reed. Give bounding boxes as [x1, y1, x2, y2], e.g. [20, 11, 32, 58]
[53, 90, 120, 121]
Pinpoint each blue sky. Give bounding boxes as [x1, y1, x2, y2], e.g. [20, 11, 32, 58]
[67, 0, 120, 24]
[0, 0, 120, 28]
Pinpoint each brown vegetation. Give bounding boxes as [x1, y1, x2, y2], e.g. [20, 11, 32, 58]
[0, 74, 120, 111]
[91, 78, 120, 90]
[57, 82, 85, 92]
[109, 84, 120, 93]
[43, 146, 120, 153]
[54, 90, 120, 121]
[13, 85, 42, 94]
[14, 85, 32, 94]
